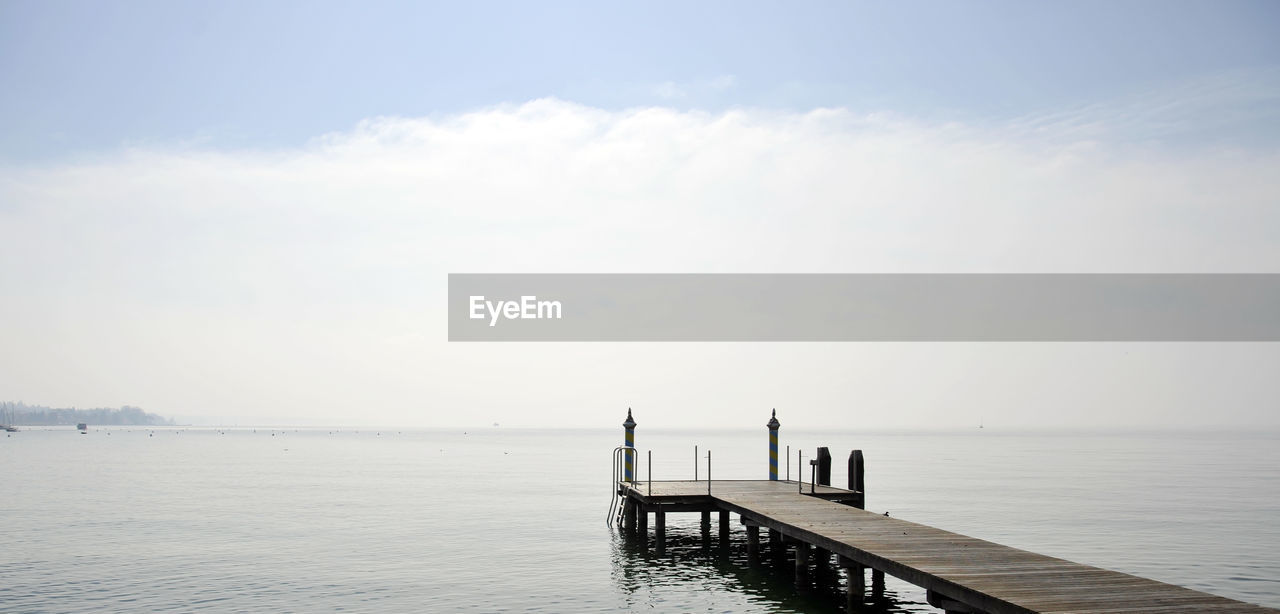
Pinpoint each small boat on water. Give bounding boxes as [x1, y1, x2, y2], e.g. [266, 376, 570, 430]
[77, 423, 88, 433]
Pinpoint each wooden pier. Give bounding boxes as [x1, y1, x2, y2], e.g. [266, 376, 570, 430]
[611, 410, 1276, 614]
[616, 479, 1275, 613]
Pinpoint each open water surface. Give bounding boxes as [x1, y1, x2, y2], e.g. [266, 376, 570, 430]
[2, 426, 1277, 612]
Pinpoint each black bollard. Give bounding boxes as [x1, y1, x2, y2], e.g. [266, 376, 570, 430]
[817, 447, 832, 486]
[848, 449, 865, 509]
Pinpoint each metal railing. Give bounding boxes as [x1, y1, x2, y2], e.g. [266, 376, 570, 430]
[608, 445, 722, 526]
[608, 446, 654, 527]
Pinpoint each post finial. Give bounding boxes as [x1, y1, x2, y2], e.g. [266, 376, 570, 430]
[623, 408, 636, 429]
[767, 408, 780, 429]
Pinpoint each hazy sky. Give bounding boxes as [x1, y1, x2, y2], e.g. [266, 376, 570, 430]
[1, 1, 1277, 428]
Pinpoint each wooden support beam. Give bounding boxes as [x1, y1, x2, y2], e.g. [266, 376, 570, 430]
[841, 556, 864, 613]
[623, 498, 636, 535]
[794, 542, 811, 586]
[655, 510, 666, 554]
[768, 527, 783, 561]
[631, 502, 719, 513]
[927, 589, 981, 613]
[718, 510, 730, 544]
[813, 546, 830, 575]
[746, 525, 760, 563]
[637, 506, 648, 543]
[872, 568, 885, 600]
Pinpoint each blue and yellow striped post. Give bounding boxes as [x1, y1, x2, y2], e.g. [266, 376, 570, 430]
[767, 409, 781, 480]
[623, 408, 637, 482]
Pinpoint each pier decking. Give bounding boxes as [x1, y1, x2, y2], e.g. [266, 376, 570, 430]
[617, 479, 1275, 614]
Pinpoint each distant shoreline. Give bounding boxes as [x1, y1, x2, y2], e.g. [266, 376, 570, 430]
[1, 402, 173, 427]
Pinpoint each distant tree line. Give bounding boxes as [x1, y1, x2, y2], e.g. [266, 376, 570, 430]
[1, 401, 174, 426]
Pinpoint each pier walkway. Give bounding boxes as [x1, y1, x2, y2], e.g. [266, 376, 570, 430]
[616, 479, 1275, 614]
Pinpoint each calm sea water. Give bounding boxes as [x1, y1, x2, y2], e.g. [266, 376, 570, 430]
[2, 427, 1277, 612]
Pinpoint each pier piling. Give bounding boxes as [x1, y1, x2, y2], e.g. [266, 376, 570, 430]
[655, 510, 666, 553]
[841, 556, 865, 612]
[814, 546, 830, 575]
[623, 498, 637, 535]
[793, 541, 810, 586]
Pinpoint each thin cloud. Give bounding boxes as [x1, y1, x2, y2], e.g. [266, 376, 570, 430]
[1006, 67, 1280, 146]
[650, 75, 738, 101]
[1, 99, 1277, 426]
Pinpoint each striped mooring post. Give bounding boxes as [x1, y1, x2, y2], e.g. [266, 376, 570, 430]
[767, 409, 781, 480]
[623, 408, 637, 482]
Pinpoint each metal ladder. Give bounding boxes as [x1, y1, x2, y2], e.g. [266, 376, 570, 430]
[606, 446, 636, 527]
